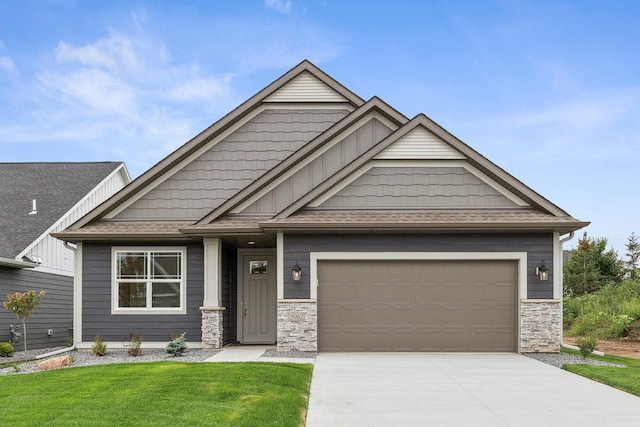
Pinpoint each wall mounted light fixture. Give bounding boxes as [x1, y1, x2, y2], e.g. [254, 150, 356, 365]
[536, 260, 549, 281]
[292, 262, 302, 281]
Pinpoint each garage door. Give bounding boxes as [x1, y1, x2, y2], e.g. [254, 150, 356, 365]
[317, 260, 517, 352]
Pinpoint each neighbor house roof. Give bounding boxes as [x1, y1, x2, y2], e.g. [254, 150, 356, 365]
[0, 162, 126, 261]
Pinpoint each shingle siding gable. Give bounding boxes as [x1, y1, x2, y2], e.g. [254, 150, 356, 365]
[113, 108, 350, 221]
[316, 166, 519, 209]
[238, 117, 394, 215]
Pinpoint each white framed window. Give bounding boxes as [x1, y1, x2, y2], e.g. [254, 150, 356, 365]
[112, 247, 187, 314]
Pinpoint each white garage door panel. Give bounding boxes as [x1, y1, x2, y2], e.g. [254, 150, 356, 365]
[317, 259, 517, 352]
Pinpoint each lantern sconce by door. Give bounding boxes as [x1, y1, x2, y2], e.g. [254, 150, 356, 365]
[536, 260, 549, 281]
[292, 261, 302, 281]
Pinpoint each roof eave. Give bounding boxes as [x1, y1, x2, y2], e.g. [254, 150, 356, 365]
[51, 232, 191, 243]
[258, 221, 591, 233]
[0, 257, 38, 269]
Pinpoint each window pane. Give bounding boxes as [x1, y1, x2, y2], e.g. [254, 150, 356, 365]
[151, 282, 181, 308]
[117, 252, 146, 279]
[151, 252, 181, 279]
[118, 282, 146, 307]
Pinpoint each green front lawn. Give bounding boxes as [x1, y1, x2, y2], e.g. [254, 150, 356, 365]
[0, 362, 313, 426]
[561, 348, 640, 397]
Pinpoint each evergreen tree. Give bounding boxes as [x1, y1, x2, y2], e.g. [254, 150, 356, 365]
[564, 232, 622, 296]
[625, 232, 640, 279]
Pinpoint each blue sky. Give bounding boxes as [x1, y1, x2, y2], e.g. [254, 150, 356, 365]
[1, 0, 638, 253]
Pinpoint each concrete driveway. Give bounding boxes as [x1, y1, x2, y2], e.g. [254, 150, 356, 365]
[306, 353, 640, 426]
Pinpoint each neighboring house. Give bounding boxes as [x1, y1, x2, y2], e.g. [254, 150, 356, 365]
[54, 61, 588, 353]
[1, 162, 130, 349]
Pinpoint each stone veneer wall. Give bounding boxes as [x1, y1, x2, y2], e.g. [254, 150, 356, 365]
[200, 307, 225, 349]
[277, 300, 317, 352]
[520, 299, 561, 353]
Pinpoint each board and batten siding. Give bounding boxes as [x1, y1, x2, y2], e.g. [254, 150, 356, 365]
[21, 167, 129, 276]
[282, 233, 553, 299]
[316, 166, 518, 209]
[240, 118, 394, 215]
[81, 243, 204, 343]
[0, 267, 72, 349]
[114, 109, 350, 221]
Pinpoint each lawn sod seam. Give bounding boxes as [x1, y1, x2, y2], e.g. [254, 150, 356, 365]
[0, 362, 313, 427]
[560, 347, 640, 397]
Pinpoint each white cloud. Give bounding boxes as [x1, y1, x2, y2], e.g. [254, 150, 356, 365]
[265, 0, 292, 14]
[0, 40, 18, 76]
[55, 35, 141, 72]
[0, 56, 17, 75]
[0, 31, 236, 176]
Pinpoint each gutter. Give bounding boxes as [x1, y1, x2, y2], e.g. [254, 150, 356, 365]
[557, 232, 605, 356]
[0, 256, 38, 269]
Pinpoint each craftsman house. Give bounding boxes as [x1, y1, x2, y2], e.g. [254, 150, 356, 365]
[54, 61, 587, 353]
[1, 162, 130, 348]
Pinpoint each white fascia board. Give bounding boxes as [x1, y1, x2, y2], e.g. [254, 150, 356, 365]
[0, 257, 37, 268]
[231, 111, 399, 214]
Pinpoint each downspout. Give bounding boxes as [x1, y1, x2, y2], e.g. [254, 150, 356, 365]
[558, 232, 605, 356]
[37, 241, 78, 359]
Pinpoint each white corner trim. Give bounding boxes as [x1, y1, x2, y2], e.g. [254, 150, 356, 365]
[277, 233, 284, 299]
[74, 242, 83, 346]
[553, 232, 561, 299]
[309, 251, 528, 302]
[231, 111, 399, 214]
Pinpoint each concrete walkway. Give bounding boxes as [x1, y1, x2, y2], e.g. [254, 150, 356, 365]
[203, 345, 315, 364]
[306, 353, 640, 426]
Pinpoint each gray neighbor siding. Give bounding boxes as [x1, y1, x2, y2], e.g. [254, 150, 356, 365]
[82, 243, 204, 343]
[283, 233, 554, 299]
[0, 267, 72, 349]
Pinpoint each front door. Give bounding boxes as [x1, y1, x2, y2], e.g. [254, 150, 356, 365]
[239, 251, 277, 343]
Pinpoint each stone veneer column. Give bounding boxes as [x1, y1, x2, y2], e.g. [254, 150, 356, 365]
[200, 307, 225, 349]
[520, 299, 561, 352]
[277, 300, 317, 352]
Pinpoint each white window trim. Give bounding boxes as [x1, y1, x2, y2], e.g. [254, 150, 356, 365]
[111, 246, 187, 315]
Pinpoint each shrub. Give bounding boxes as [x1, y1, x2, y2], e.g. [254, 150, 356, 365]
[92, 335, 107, 356]
[0, 342, 14, 357]
[165, 332, 187, 357]
[123, 334, 143, 357]
[576, 336, 598, 358]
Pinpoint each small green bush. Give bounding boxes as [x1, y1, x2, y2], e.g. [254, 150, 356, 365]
[123, 333, 143, 357]
[165, 332, 187, 357]
[0, 342, 14, 357]
[92, 335, 107, 356]
[575, 336, 598, 358]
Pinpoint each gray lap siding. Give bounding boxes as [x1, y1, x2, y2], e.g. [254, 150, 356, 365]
[81, 243, 204, 343]
[0, 267, 73, 349]
[283, 233, 554, 299]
